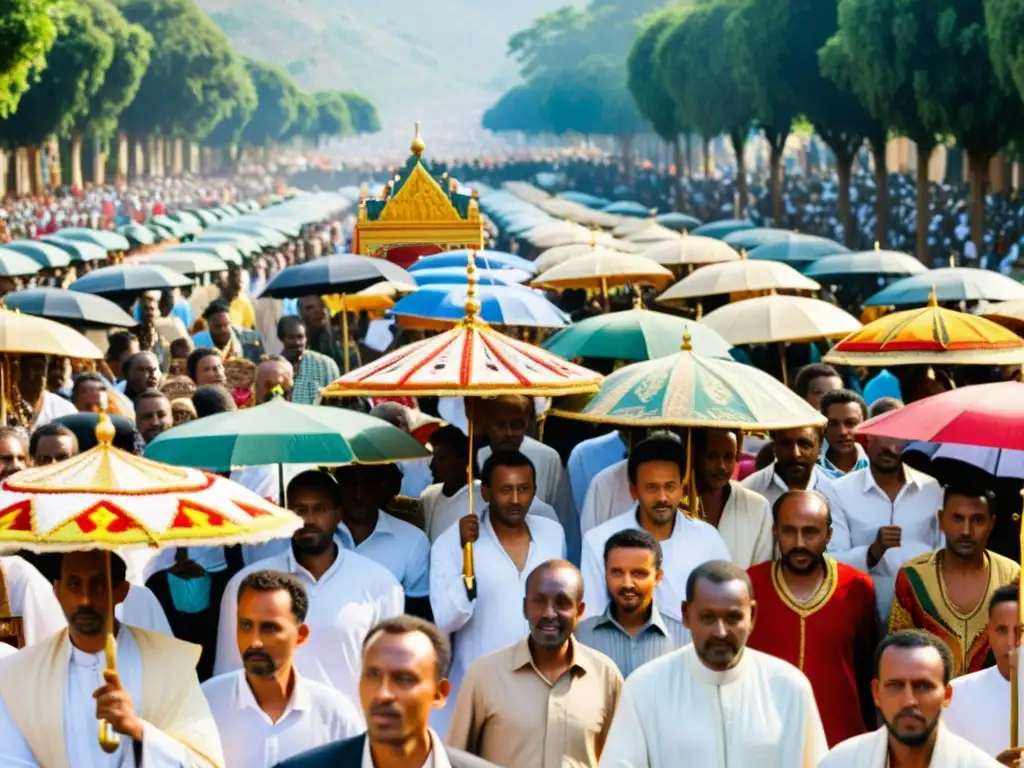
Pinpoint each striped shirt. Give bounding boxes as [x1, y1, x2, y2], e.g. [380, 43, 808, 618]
[292, 349, 341, 405]
[575, 604, 689, 678]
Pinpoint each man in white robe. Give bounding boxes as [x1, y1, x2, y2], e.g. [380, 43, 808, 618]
[0, 550, 224, 767]
[421, 479, 559, 542]
[0, 555, 66, 645]
[819, 630, 1001, 767]
[600, 560, 828, 767]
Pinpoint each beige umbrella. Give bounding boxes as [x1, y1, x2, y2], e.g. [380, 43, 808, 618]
[532, 250, 674, 306]
[983, 300, 1024, 335]
[535, 241, 641, 274]
[656, 258, 820, 303]
[701, 293, 862, 384]
[643, 233, 741, 269]
[624, 223, 684, 245]
[525, 224, 618, 250]
[613, 218, 656, 238]
[503, 181, 550, 204]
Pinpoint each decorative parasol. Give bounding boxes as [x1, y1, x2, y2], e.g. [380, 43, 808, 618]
[642, 233, 741, 269]
[863, 266, 1024, 306]
[656, 258, 820, 304]
[322, 252, 601, 594]
[391, 283, 569, 329]
[825, 289, 1024, 367]
[803, 247, 929, 279]
[531, 250, 674, 306]
[533, 241, 641, 275]
[0, 414, 300, 752]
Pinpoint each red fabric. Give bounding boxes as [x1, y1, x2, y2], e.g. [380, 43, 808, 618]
[746, 561, 877, 747]
[855, 380, 1024, 449]
[153, 202, 166, 215]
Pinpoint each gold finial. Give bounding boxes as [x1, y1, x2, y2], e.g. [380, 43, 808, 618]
[874, 241, 880, 251]
[681, 328, 693, 351]
[95, 410, 115, 446]
[682, 228, 688, 236]
[464, 250, 481, 319]
[949, 253, 956, 268]
[928, 285, 938, 307]
[471, 188, 479, 199]
[411, 122, 426, 158]
[359, 182, 369, 200]
[740, 247, 748, 260]
[393, 174, 401, 184]
[632, 292, 643, 310]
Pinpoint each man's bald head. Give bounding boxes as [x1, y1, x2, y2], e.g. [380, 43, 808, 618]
[525, 559, 583, 602]
[255, 358, 294, 404]
[370, 402, 411, 433]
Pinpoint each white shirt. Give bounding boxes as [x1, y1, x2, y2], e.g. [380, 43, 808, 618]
[714, 482, 775, 568]
[429, 510, 565, 734]
[116, 584, 173, 636]
[202, 669, 363, 767]
[34, 391, 77, 428]
[399, 458, 433, 498]
[740, 462, 838, 508]
[580, 460, 632, 536]
[945, 666, 1009, 758]
[420, 480, 560, 543]
[828, 464, 943, 621]
[214, 545, 403, 708]
[362, 728, 451, 768]
[581, 508, 731, 621]
[0, 556, 66, 646]
[567, 431, 627, 513]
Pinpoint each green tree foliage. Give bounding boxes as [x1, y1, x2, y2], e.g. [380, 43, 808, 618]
[203, 58, 257, 150]
[536, 55, 642, 138]
[0, 0, 61, 118]
[341, 92, 380, 135]
[239, 58, 300, 147]
[482, 82, 550, 133]
[313, 91, 352, 142]
[282, 91, 317, 143]
[627, 9, 684, 143]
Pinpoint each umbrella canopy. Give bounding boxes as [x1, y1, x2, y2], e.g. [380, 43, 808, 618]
[542, 307, 733, 362]
[723, 227, 795, 252]
[260, 254, 415, 300]
[691, 219, 756, 240]
[3, 288, 136, 329]
[864, 267, 1024, 306]
[804, 249, 929, 279]
[855, 381, 1024, 450]
[147, 251, 230, 276]
[747, 234, 850, 264]
[41, 236, 106, 263]
[408, 249, 536, 274]
[206, 224, 287, 249]
[603, 200, 653, 217]
[56, 228, 130, 253]
[559, 191, 611, 209]
[824, 291, 1024, 366]
[324, 281, 417, 315]
[0, 248, 42, 278]
[115, 223, 156, 248]
[188, 208, 220, 226]
[392, 283, 569, 328]
[656, 212, 703, 231]
[2, 240, 71, 269]
[149, 215, 188, 237]
[701, 294, 862, 345]
[550, 335, 825, 429]
[531, 251, 674, 292]
[144, 397, 429, 470]
[643, 233, 740, 268]
[413, 267, 530, 286]
[239, 216, 301, 238]
[533, 242, 640, 274]
[166, 242, 242, 267]
[197, 234, 262, 257]
[70, 264, 193, 296]
[657, 259, 820, 302]
[0, 308, 103, 357]
[623, 224, 682, 245]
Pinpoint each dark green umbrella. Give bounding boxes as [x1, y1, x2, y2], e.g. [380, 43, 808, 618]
[143, 396, 430, 470]
[3, 240, 71, 269]
[116, 223, 156, 248]
[57, 227, 131, 253]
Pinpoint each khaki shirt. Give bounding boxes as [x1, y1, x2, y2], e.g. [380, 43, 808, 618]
[446, 636, 622, 768]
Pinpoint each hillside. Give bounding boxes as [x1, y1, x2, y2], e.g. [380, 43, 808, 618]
[195, 0, 582, 131]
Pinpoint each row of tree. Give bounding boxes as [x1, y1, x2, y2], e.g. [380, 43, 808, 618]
[1, 0, 381, 192]
[486, 0, 1024, 260]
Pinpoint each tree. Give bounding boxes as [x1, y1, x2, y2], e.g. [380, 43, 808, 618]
[341, 92, 380, 135]
[239, 59, 300, 148]
[313, 91, 352, 144]
[282, 92, 317, 144]
[0, 0, 61, 118]
[203, 58, 257, 151]
[482, 82, 550, 134]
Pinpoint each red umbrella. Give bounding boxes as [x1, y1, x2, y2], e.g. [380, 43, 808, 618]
[854, 381, 1024, 450]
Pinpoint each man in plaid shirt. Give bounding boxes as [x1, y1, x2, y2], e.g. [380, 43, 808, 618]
[278, 316, 341, 405]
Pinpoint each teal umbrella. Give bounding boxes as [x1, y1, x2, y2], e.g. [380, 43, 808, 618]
[168, 242, 242, 267]
[206, 223, 287, 249]
[747, 234, 849, 265]
[57, 228, 130, 253]
[0, 247, 42, 277]
[691, 219, 756, 240]
[143, 396, 430, 470]
[723, 227, 794, 252]
[804, 250, 928, 279]
[41, 235, 106, 263]
[188, 208, 220, 226]
[116, 223, 156, 248]
[148, 215, 186, 237]
[864, 267, 1024, 307]
[3, 240, 72, 269]
[197, 233, 262, 257]
[169, 211, 203, 230]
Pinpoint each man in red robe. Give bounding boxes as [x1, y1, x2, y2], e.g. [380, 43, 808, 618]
[747, 489, 877, 747]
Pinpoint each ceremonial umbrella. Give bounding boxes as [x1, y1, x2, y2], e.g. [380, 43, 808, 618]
[407, 249, 536, 274]
[747, 234, 850, 265]
[691, 219, 756, 240]
[824, 290, 1024, 367]
[0, 414, 300, 753]
[803, 248, 929, 279]
[3, 288, 136, 329]
[413, 267, 530, 287]
[70, 264, 193, 296]
[57, 228, 130, 253]
[0, 247, 43, 277]
[391, 283, 570, 329]
[723, 227, 794, 251]
[622, 223, 683, 245]
[656, 258, 820, 304]
[533, 241, 640, 274]
[321, 254, 602, 594]
[656, 212, 703, 231]
[643, 233, 741, 269]
[115, 223, 156, 248]
[2, 240, 71, 269]
[42, 236, 106, 263]
[531, 251, 674, 305]
[864, 267, 1024, 306]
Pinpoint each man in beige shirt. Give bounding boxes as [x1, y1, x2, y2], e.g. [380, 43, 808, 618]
[446, 560, 623, 768]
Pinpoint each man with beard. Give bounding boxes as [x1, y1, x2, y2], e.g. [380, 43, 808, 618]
[448, 560, 622, 768]
[0, 550, 225, 766]
[819, 630, 1000, 766]
[600, 560, 828, 767]
[830, 398, 943, 622]
[277, 316, 339, 406]
[202, 570, 361, 767]
[575, 529, 689, 677]
[120, 351, 162, 404]
[696, 428, 774, 567]
[746, 490, 876, 746]
[215, 470, 403, 710]
[742, 426, 838, 508]
[888, 487, 1018, 676]
[581, 433, 730, 622]
[134, 391, 173, 446]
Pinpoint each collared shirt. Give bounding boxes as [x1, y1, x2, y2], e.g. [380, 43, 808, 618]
[581, 508, 731, 622]
[575, 605, 689, 678]
[420, 480, 560, 543]
[362, 729, 451, 768]
[339, 510, 431, 597]
[292, 349, 340, 405]
[817, 441, 869, 479]
[580, 459, 632, 536]
[740, 462, 838, 508]
[203, 668, 363, 767]
[214, 545, 403, 707]
[567, 432, 627, 513]
[446, 637, 623, 768]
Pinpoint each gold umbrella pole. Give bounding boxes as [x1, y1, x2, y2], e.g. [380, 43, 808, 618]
[1013, 495, 1024, 748]
[0, 355, 7, 426]
[341, 296, 350, 374]
[778, 343, 789, 387]
[601, 277, 609, 312]
[98, 548, 120, 753]
[463, 396, 477, 599]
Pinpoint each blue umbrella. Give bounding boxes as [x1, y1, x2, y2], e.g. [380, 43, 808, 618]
[0, 247, 43, 277]
[70, 264, 193, 296]
[747, 234, 849, 264]
[603, 200, 653, 217]
[413, 267, 529, 286]
[408, 249, 536, 274]
[391, 284, 569, 327]
[560, 191, 612, 209]
[692, 219, 756, 240]
[723, 227, 794, 251]
[804, 250, 928, 279]
[863, 267, 1024, 306]
[57, 228, 131, 253]
[4, 287, 136, 328]
[2, 240, 71, 269]
[41, 235, 106, 263]
[656, 212, 703, 231]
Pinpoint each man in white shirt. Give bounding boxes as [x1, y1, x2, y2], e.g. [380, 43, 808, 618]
[19, 354, 77, 428]
[580, 458, 632, 536]
[0, 555, 67, 645]
[429, 449, 566, 735]
[829, 399, 943, 622]
[742, 426, 838, 507]
[476, 395, 577, 562]
[600, 560, 828, 767]
[581, 433, 731, 622]
[203, 570, 362, 767]
[215, 470, 404, 708]
[566, 430, 632, 513]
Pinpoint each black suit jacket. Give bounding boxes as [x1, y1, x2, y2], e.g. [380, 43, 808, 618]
[273, 733, 500, 768]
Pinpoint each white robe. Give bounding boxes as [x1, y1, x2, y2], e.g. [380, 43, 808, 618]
[580, 459, 632, 536]
[818, 724, 1001, 767]
[117, 584, 174, 637]
[1, 556, 67, 646]
[714, 482, 775, 568]
[600, 645, 827, 768]
[945, 666, 1012, 758]
[419, 480, 560, 543]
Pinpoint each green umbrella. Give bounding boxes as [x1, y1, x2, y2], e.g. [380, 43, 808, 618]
[116, 222, 156, 248]
[2, 240, 71, 269]
[168, 242, 243, 267]
[207, 224, 287, 249]
[143, 396, 430, 470]
[147, 250, 229, 275]
[168, 211, 203, 231]
[57, 227, 130, 253]
[542, 308, 733, 362]
[747, 234, 849, 265]
[188, 208, 220, 226]
[41, 235, 106, 263]
[197, 233, 262, 257]
[148, 215, 186, 237]
[0, 247, 42, 277]
[147, 224, 174, 243]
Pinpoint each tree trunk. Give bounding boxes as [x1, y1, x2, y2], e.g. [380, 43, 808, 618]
[0, 150, 7, 200]
[684, 133, 693, 177]
[145, 136, 157, 177]
[172, 139, 183, 176]
[619, 133, 635, 187]
[967, 150, 990, 261]
[915, 144, 934, 264]
[188, 142, 200, 175]
[672, 135, 685, 213]
[730, 129, 748, 219]
[869, 137, 889, 248]
[767, 130, 788, 224]
[14, 148, 28, 197]
[47, 141, 61, 189]
[92, 136, 106, 187]
[70, 135, 83, 191]
[702, 136, 711, 177]
[836, 150, 855, 248]
[27, 147, 44, 196]
[116, 132, 128, 186]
